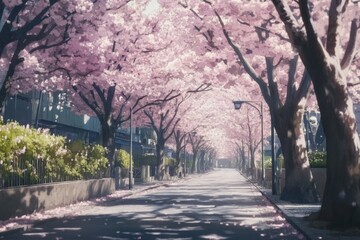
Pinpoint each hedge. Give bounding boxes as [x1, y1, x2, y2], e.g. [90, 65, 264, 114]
[263, 151, 326, 168]
[308, 151, 326, 168]
[0, 121, 108, 186]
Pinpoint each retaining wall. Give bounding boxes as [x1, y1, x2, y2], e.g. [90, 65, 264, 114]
[0, 178, 115, 221]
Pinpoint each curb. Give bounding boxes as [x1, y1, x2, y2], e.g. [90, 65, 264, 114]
[237, 170, 313, 240]
[256, 187, 313, 240]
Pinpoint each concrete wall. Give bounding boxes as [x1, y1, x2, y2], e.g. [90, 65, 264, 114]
[0, 178, 115, 221]
[264, 168, 326, 199]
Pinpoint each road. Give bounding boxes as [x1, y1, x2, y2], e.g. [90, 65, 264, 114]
[2, 169, 304, 239]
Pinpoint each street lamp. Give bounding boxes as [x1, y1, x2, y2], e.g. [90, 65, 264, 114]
[233, 100, 264, 181]
[183, 136, 187, 178]
[129, 107, 133, 190]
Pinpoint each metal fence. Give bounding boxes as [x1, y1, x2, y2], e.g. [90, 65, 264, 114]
[133, 167, 142, 179]
[138, 165, 176, 178]
[0, 158, 108, 189]
[1, 161, 178, 189]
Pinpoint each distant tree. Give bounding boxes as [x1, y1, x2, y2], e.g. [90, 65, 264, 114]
[144, 85, 210, 180]
[173, 129, 187, 176]
[188, 132, 206, 174]
[144, 100, 182, 180]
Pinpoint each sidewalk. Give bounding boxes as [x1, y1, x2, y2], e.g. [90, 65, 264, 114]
[0, 178, 177, 237]
[2, 172, 360, 239]
[256, 185, 360, 240]
[0, 170, 308, 239]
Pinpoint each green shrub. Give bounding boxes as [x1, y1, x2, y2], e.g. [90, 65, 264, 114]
[264, 156, 272, 168]
[264, 155, 284, 168]
[64, 140, 109, 179]
[0, 122, 66, 181]
[308, 151, 326, 168]
[0, 121, 108, 183]
[133, 154, 176, 167]
[135, 154, 157, 167]
[165, 157, 176, 166]
[79, 143, 108, 179]
[116, 149, 133, 169]
[264, 151, 326, 169]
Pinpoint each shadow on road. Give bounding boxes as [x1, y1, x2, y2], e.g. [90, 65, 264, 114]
[2, 170, 304, 239]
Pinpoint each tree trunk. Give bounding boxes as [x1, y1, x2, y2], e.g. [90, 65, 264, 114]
[101, 123, 116, 177]
[275, 103, 320, 203]
[269, 0, 360, 227]
[0, 84, 6, 115]
[249, 145, 255, 178]
[241, 143, 246, 173]
[155, 140, 166, 180]
[319, 102, 360, 228]
[175, 148, 182, 177]
[191, 151, 198, 174]
[174, 130, 184, 176]
[0, 44, 24, 115]
[199, 150, 205, 173]
[305, 53, 360, 228]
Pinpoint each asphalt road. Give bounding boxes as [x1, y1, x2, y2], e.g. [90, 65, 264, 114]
[3, 168, 305, 239]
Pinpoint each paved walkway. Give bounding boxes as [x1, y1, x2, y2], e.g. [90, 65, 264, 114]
[2, 169, 303, 239]
[1, 169, 360, 239]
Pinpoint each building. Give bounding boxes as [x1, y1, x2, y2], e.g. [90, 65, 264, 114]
[2, 91, 156, 155]
[115, 127, 156, 156]
[3, 91, 100, 143]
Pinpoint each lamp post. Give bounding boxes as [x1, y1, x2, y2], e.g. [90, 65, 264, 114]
[129, 107, 133, 190]
[233, 100, 264, 181]
[271, 119, 277, 195]
[34, 91, 43, 129]
[183, 135, 186, 178]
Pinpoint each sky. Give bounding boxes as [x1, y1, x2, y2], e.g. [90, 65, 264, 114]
[144, 0, 161, 16]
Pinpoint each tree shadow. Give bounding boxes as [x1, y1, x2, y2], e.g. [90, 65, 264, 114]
[2, 181, 303, 239]
[0, 185, 54, 221]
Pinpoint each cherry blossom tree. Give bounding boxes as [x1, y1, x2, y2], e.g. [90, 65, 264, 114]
[143, 85, 210, 180]
[173, 129, 187, 176]
[173, 0, 320, 203]
[234, 141, 247, 173]
[172, 84, 258, 169]
[205, 146, 217, 170]
[188, 132, 207, 174]
[143, 99, 183, 180]
[0, 0, 79, 112]
[10, 0, 201, 176]
[242, 109, 262, 177]
[197, 145, 216, 172]
[270, 0, 360, 228]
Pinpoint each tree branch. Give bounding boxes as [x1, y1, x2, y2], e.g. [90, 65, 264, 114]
[236, 18, 290, 42]
[271, 0, 306, 48]
[144, 109, 159, 135]
[29, 24, 71, 53]
[285, 55, 299, 102]
[266, 57, 283, 110]
[187, 83, 212, 93]
[106, 0, 133, 11]
[92, 83, 109, 107]
[341, 20, 358, 70]
[294, 69, 311, 105]
[214, 10, 271, 105]
[348, 81, 360, 87]
[326, 0, 349, 56]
